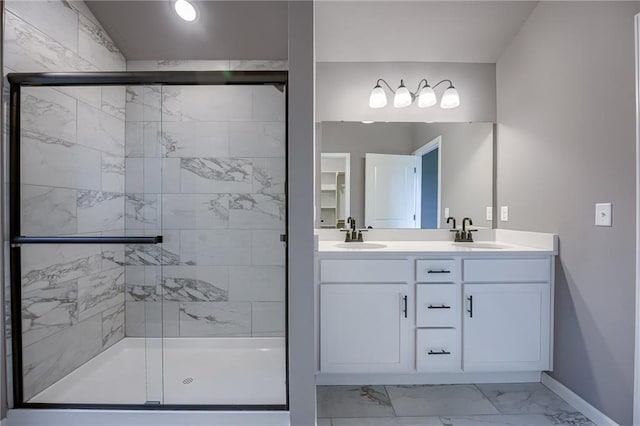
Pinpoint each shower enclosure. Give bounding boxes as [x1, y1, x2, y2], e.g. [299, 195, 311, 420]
[6, 71, 288, 409]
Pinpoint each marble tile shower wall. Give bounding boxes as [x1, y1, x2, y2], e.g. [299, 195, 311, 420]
[3, 1, 126, 400]
[123, 70, 287, 338]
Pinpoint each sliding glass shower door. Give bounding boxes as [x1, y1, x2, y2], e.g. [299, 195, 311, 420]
[157, 83, 287, 405]
[13, 83, 165, 405]
[9, 73, 287, 408]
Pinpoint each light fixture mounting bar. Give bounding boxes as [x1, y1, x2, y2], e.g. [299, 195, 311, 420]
[375, 78, 397, 94]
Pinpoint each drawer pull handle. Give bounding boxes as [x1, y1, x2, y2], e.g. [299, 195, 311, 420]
[427, 350, 451, 355]
[427, 269, 451, 274]
[467, 295, 473, 318]
[402, 295, 408, 318]
[427, 304, 451, 309]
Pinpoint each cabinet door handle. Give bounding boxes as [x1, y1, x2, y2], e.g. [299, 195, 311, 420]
[402, 295, 408, 318]
[427, 349, 451, 355]
[466, 295, 473, 318]
[427, 269, 451, 274]
[427, 304, 451, 309]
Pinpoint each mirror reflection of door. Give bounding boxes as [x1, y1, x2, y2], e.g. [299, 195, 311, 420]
[365, 136, 442, 230]
[365, 153, 421, 228]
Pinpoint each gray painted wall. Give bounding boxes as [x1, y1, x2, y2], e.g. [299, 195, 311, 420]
[316, 61, 496, 123]
[496, 2, 639, 424]
[412, 123, 493, 229]
[287, 2, 316, 425]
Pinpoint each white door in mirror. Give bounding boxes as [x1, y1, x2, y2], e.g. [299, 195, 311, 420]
[365, 153, 420, 228]
[595, 203, 612, 227]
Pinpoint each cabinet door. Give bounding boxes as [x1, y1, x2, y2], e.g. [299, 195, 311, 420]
[320, 284, 410, 373]
[463, 283, 551, 372]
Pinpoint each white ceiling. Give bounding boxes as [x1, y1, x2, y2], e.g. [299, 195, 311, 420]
[315, 1, 538, 63]
[86, 1, 288, 60]
[86, 0, 537, 63]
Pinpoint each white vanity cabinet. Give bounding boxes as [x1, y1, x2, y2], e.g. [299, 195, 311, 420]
[462, 258, 552, 372]
[320, 284, 411, 373]
[319, 259, 412, 373]
[316, 244, 556, 384]
[463, 283, 551, 372]
[414, 258, 462, 373]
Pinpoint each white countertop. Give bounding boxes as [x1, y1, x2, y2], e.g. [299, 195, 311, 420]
[317, 240, 555, 254]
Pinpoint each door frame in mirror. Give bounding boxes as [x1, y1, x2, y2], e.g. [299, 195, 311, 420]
[413, 136, 443, 229]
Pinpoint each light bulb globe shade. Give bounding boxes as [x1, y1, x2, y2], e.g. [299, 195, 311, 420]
[369, 86, 387, 109]
[394, 85, 412, 108]
[417, 86, 436, 108]
[175, 0, 197, 21]
[440, 87, 460, 109]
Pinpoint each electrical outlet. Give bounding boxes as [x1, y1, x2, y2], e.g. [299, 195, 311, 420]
[444, 207, 450, 218]
[486, 207, 493, 221]
[595, 203, 612, 227]
[500, 206, 509, 222]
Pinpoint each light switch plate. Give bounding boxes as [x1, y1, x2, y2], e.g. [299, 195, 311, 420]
[444, 207, 450, 218]
[595, 203, 612, 227]
[486, 207, 493, 221]
[500, 206, 509, 222]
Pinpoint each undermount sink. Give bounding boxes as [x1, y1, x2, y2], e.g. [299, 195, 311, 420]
[334, 242, 387, 249]
[452, 242, 507, 250]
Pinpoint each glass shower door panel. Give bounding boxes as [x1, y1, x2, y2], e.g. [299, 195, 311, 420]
[159, 84, 287, 405]
[124, 85, 165, 404]
[16, 85, 135, 404]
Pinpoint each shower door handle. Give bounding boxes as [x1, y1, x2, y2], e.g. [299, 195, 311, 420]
[12, 236, 163, 244]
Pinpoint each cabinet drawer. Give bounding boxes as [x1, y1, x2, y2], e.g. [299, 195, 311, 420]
[416, 284, 459, 327]
[463, 258, 551, 283]
[320, 259, 410, 283]
[416, 329, 461, 372]
[416, 259, 458, 282]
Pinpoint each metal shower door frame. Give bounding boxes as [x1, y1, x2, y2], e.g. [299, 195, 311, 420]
[6, 71, 289, 411]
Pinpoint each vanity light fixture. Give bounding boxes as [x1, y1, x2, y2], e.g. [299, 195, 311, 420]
[174, 0, 197, 21]
[368, 78, 460, 109]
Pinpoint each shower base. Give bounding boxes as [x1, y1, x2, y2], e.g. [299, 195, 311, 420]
[29, 337, 286, 405]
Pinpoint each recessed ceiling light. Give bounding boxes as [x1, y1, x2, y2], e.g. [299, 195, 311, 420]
[174, 0, 197, 22]
[361, 121, 374, 124]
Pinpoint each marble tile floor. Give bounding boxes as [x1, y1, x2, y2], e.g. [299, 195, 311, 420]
[317, 383, 595, 426]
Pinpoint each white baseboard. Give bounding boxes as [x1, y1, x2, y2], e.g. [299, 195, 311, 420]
[541, 373, 618, 426]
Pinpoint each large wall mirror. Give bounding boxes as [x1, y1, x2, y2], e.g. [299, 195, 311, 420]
[315, 121, 494, 229]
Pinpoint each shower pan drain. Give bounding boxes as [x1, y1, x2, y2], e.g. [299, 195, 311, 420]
[182, 377, 194, 385]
